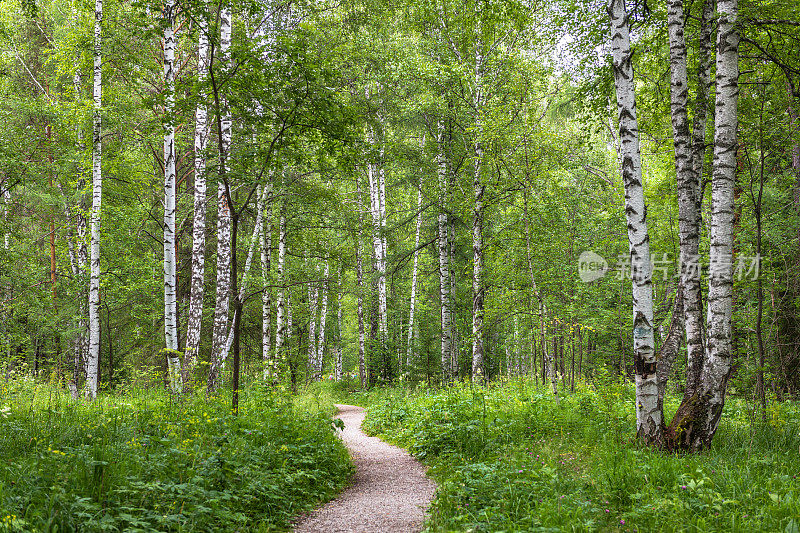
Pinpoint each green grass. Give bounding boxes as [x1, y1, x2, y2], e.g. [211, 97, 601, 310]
[0, 379, 353, 532]
[359, 379, 800, 532]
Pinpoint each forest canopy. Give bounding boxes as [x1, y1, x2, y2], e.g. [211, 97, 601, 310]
[1, 0, 799, 452]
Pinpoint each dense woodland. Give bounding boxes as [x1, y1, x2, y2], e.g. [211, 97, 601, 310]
[3, 0, 800, 529]
[3, 0, 800, 446]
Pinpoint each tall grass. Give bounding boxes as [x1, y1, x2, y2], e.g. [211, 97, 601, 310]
[0, 378, 352, 532]
[362, 380, 800, 532]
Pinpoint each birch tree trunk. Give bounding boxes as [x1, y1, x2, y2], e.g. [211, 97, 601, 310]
[450, 214, 458, 376]
[684, 0, 714, 396]
[378, 138, 388, 345]
[261, 185, 273, 379]
[307, 267, 319, 380]
[406, 186, 423, 376]
[667, 0, 740, 452]
[207, 6, 233, 393]
[356, 177, 366, 388]
[162, 0, 181, 393]
[669, 0, 709, 400]
[364, 88, 389, 375]
[471, 9, 486, 382]
[315, 260, 330, 380]
[335, 267, 343, 381]
[85, 0, 102, 399]
[608, 0, 661, 443]
[184, 10, 210, 383]
[697, 0, 739, 448]
[366, 118, 388, 351]
[66, 36, 90, 397]
[274, 209, 287, 373]
[437, 121, 453, 382]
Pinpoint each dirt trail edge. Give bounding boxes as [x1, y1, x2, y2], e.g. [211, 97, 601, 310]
[293, 404, 436, 533]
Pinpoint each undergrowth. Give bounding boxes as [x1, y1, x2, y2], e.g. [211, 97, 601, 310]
[0, 379, 352, 532]
[360, 379, 800, 532]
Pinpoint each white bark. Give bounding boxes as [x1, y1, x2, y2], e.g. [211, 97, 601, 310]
[335, 266, 343, 381]
[471, 9, 485, 381]
[85, 0, 102, 399]
[668, 0, 704, 399]
[685, 0, 714, 396]
[207, 5, 233, 392]
[315, 260, 330, 379]
[378, 142, 388, 343]
[162, 0, 181, 393]
[608, 0, 661, 442]
[449, 212, 458, 376]
[356, 177, 366, 388]
[366, 95, 388, 351]
[71, 36, 89, 380]
[307, 266, 319, 380]
[274, 210, 287, 367]
[261, 185, 273, 378]
[700, 0, 739, 446]
[437, 121, 453, 381]
[406, 186, 423, 376]
[185, 8, 210, 382]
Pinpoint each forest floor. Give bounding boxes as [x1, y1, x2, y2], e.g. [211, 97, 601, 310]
[293, 404, 436, 533]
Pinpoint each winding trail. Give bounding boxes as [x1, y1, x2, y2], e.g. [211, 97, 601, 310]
[293, 404, 436, 533]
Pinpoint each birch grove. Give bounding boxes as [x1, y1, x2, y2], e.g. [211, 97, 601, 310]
[3, 0, 792, 459]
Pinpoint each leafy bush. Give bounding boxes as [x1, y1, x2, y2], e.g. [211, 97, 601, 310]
[362, 379, 800, 532]
[0, 381, 352, 532]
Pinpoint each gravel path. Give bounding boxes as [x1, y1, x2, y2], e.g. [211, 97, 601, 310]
[293, 404, 436, 533]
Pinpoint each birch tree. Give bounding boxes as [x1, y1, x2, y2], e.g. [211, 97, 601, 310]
[314, 260, 330, 380]
[366, 111, 388, 351]
[335, 266, 343, 381]
[208, 5, 233, 393]
[85, 0, 102, 399]
[437, 120, 454, 381]
[471, 4, 486, 381]
[162, 0, 181, 393]
[306, 263, 319, 380]
[184, 5, 210, 383]
[667, 0, 712, 400]
[607, 0, 661, 444]
[669, 0, 740, 451]
[406, 186, 422, 375]
[274, 208, 287, 374]
[356, 176, 366, 388]
[261, 184, 273, 378]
